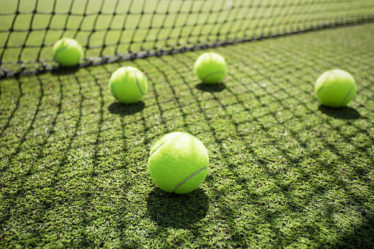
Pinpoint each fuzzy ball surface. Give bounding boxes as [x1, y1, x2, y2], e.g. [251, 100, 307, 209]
[52, 38, 83, 67]
[148, 132, 209, 194]
[194, 52, 227, 84]
[109, 66, 148, 104]
[315, 69, 356, 108]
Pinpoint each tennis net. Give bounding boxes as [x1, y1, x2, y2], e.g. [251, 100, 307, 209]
[1, 0, 374, 78]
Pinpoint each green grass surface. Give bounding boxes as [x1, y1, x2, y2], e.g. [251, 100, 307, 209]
[1, 23, 374, 248]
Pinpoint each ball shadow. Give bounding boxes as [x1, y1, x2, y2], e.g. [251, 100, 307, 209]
[108, 101, 145, 116]
[318, 105, 361, 120]
[195, 83, 226, 92]
[146, 188, 209, 228]
[51, 66, 80, 75]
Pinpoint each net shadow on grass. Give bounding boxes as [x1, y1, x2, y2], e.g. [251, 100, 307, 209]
[0, 77, 22, 137]
[0, 75, 44, 174]
[108, 101, 145, 116]
[224, 42, 373, 240]
[318, 105, 361, 120]
[227, 43, 371, 170]
[1, 24, 374, 248]
[178, 47, 373, 246]
[146, 188, 209, 229]
[158, 54, 271, 244]
[330, 213, 374, 249]
[0, 72, 86, 245]
[195, 82, 226, 92]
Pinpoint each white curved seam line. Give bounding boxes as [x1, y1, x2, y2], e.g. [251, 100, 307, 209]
[135, 75, 143, 95]
[150, 134, 181, 157]
[317, 71, 333, 95]
[340, 85, 353, 106]
[150, 140, 169, 157]
[202, 71, 224, 82]
[53, 41, 72, 61]
[172, 167, 207, 193]
[316, 83, 326, 95]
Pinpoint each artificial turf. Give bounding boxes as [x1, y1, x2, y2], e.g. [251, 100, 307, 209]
[1, 23, 374, 248]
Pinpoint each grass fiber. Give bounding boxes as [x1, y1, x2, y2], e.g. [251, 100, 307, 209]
[1, 23, 374, 248]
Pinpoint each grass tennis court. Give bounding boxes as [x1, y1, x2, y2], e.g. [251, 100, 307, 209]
[1, 1, 374, 248]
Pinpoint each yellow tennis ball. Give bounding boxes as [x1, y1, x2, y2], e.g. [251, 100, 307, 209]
[194, 52, 227, 84]
[52, 38, 83, 67]
[109, 66, 148, 104]
[315, 69, 357, 108]
[148, 132, 209, 194]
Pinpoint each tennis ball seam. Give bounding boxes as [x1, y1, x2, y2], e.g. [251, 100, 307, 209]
[150, 133, 182, 157]
[135, 76, 144, 95]
[316, 71, 333, 95]
[171, 167, 208, 193]
[110, 70, 146, 103]
[54, 39, 76, 62]
[53, 45, 70, 61]
[316, 70, 356, 107]
[202, 71, 225, 82]
[339, 85, 354, 106]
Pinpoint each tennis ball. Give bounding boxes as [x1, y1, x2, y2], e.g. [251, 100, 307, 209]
[52, 38, 83, 67]
[109, 66, 148, 104]
[148, 132, 209, 194]
[194, 52, 227, 84]
[315, 69, 356, 108]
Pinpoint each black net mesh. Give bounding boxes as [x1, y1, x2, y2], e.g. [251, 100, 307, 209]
[1, 0, 374, 78]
